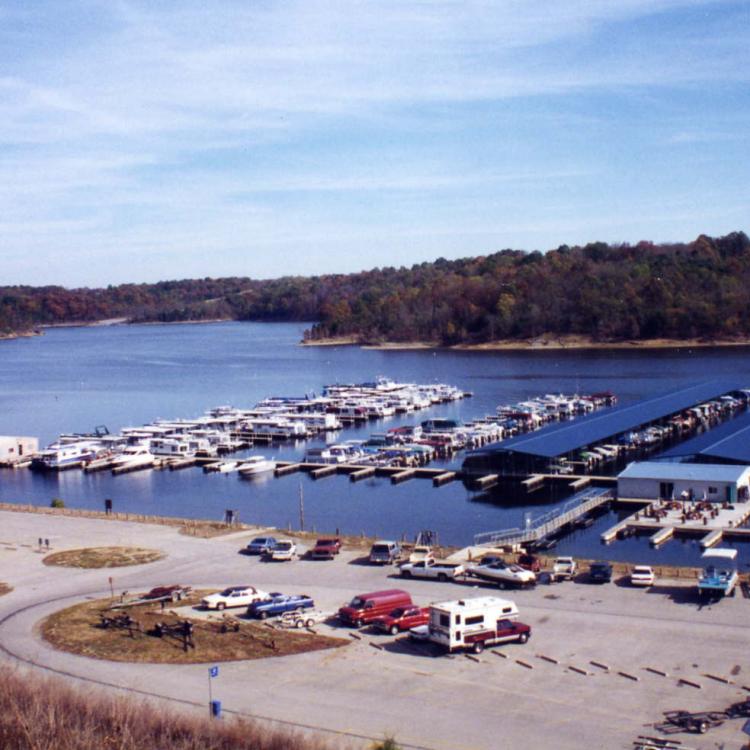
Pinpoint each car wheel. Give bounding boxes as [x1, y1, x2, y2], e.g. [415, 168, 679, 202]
[259, 610, 268, 620]
[472, 641, 485, 654]
[437, 573, 447, 582]
[697, 721, 709, 734]
[389, 625, 399, 636]
[518, 632, 529, 644]
[355, 618, 364, 628]
[295, 619, 304, 629]
[497, 581, 506, 590]
[305, 618, 315, 628]
[401, 570, 411, 578]
[217, 603, 225, 611]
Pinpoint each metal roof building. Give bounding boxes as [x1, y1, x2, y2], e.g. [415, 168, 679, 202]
[462, 379, 749, 476]
[657, 409, 750, 465]
[617, 461, 750, 503]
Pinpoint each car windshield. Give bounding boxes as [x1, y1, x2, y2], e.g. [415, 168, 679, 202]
[372, 545, 390, 553]
[389, 608, 405, 618]
[277, 542, 292, 550]
[317, 539, 334, 546]
[251, 538, 268, 545]
[349, 597, 365, 608]
[633, 567, 651, 574]
[219, 588, 241, 596]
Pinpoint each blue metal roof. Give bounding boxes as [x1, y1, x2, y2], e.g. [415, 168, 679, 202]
[658, 409, 750, 464]
[618, 461, 750, 483]
[466, 379, 749, 460]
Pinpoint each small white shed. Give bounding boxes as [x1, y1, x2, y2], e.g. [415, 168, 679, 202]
[617, 461, 750, 503]
[0, 436, 38, 465]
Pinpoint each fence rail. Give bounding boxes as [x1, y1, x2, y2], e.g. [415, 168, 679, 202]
[473, 488, 613, 547]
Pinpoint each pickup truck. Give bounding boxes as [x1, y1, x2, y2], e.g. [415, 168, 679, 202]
[372, 606, 430, 635]
[399, 559, 465, 581]
[551, 556, 577, 582]
[247, 593, 315, 619]
[310, 538, 342, 560]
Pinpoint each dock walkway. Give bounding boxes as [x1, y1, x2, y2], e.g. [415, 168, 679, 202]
[472, 487, 613, 548]
[601, 498, 750, 546]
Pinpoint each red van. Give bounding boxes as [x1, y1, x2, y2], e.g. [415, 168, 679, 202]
[338, 589, 413, 628]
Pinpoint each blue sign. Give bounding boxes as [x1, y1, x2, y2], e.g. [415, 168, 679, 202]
[209, 666, 219, 678]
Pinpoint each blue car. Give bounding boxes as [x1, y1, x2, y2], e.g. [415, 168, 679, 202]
[247, 593, 315, 619]
[245, 536, 278, 555]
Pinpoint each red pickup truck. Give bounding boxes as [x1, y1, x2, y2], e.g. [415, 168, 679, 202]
[311, 537, 342, 560]
[373, 606, 429, 635]
[464, 619, 532, 654]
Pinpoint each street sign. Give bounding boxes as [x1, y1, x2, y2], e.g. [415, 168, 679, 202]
[209, 665, 219, 678]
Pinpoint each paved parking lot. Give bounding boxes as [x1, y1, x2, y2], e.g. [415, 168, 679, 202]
[0, 509, 748, 750]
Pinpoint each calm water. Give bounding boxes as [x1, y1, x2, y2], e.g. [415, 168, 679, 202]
[2, 321, 750, 566]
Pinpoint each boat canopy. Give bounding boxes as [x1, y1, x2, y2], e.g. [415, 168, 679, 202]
[701, 548, 738, 561]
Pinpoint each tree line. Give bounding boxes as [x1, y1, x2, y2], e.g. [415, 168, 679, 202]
[2, 231, 749, 345]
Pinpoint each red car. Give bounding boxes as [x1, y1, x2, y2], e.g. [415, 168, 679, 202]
[311, 537, 342, 560]
[373, 606, 429, 635]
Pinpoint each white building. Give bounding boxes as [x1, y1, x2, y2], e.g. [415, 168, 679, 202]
[617, 461, 750, 503]
[0, 436, 38, 465]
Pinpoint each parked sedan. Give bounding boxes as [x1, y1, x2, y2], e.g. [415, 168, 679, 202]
[630, 565, 656, 587]
[247, 593, 315, 619]
[373, 606, 429, 635]
[589, 561, 613, 584]
[202, 586, 269, 611]
[263, 539, 297, 561]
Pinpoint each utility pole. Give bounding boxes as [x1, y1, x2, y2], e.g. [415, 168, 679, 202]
[298, 480, 305, 531]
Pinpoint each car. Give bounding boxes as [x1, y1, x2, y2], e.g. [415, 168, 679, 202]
[399, 559, 465, 581]
[589, 561, 613, 584]
[478, 554, 504, 566]
[247, 593, 315, 619]
[311, 537, 342, 560]
[245, 536, 278, 555]
[202, 586, 269, 611]
[263, 539, 297, 561]
[630, 565, 655, 587]
[408, 624, 431, 642]
[373, 606, 430, 635]
[143, 585, 191, 602]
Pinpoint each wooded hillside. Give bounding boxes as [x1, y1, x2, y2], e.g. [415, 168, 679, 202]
[3, 231, 748, 345]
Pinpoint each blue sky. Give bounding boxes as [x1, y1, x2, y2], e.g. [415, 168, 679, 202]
[1, 0, 748, 287]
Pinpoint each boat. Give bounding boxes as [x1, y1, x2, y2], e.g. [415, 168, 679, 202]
[110, 444, 155, 473]
[238, 456, 277, 477]
[465, 560, 537, 588]
[698, 548, 738, 599]
[30, 441, 101, 471]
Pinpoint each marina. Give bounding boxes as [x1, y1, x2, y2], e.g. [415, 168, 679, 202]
[4, 321, 750, 567]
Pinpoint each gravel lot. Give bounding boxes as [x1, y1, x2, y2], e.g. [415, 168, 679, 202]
[0, 509, 748, 750]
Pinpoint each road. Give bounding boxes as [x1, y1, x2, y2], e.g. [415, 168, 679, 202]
[0, 509, 748, 750]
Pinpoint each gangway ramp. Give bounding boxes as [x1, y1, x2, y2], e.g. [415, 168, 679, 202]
[473, 487, 613, 548]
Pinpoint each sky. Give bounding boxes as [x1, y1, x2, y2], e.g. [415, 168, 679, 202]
[1, 0, 748, 287]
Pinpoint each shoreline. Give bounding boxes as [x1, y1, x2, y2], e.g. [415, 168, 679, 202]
[303, 335, 750, 351]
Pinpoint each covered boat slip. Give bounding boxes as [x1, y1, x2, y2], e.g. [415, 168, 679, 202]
[658, 408, 750, 464]
[462, 379, 750, 477]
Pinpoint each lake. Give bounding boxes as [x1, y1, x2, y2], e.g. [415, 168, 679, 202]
[2, 321, 750, 567]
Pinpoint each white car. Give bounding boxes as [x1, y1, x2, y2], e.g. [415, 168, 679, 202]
[266, 539, 297, 561]
[202, 586, 269, 611]
[552, 556, 577, 581]
[630, 565, 655, 587]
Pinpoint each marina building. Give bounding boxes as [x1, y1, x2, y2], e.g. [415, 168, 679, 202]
[617, 461, 750, 503]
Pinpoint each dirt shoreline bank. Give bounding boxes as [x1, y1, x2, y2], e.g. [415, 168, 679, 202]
[303, 335, 750, 351]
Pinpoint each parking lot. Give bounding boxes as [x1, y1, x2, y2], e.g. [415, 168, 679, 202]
[0, 509, 748, 750]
